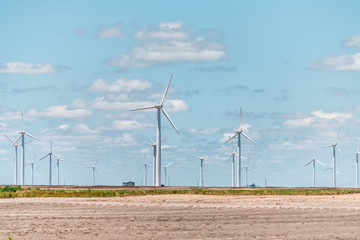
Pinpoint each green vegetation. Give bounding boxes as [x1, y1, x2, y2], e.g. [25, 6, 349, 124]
[0, 187, 360, 198]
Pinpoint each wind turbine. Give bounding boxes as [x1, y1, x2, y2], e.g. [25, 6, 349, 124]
[324, 166, 340, 187]
[305, 156, 325, 187]
[225, 108, 256, 187]
[323, 129, 343, 187]
[13, 110, 41, 185]
[131, 74, 180, 186]
[145, 136, 166, 186]
[87, 160, 99, 186]
[163, 162, 173, 186]
[353, 145, 360, 188]
[195, 152, 207, 187]
[26, 154, 38, 185]
[243, 165, 253, 187]
[226, 151, 236, 187]
[139, 154, 151, 186]
[40, 140, 58, 185]
[4, 134, 31, 185]
[55, 157, 65, 185]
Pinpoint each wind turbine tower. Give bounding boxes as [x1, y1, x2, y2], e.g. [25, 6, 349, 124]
[353, 146, 360, 188]
[305, 156, 325, 187]
[140, 154, 151, 186]
[226, 151, 236, 187]
[163, 162, 173, 186]
[56, 157, 65, 185]
[40, 141, 57, 185]
[131, 74, 180, 186]
[13, 110, 40, 185]
[323, 129, 343, 187]
[195, 152, 207, 187]
[243, 165, 253, 187]
[87, 160, 99, 186]
[225, 108, 256, 187]
[26, 154, 38, 185]
[145, 136, 166, 186]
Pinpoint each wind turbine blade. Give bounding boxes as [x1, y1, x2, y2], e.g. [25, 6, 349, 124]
[24, 132, 41, 142]
[305, 159, 314, 166]
[21, 110, 25, 131]
[40, 153, 50, 160]
[335, 170, 340, 174]
[139, 164, 145, 170]
[160, 74, 173, 106]
[323, 167, 331, 172]
[194, 156, 202, 160]
[94, 159, 99, 167]
[161, 136, 167, 142]
[161, 108, 180, 135]
[323, 144, 333, 148]
[24, 139, 33, 144]
[248, 168, 254, 174]
[336, 128, 340, 144]
[52, 154, 59, 160]
[145, 136, 156, 145]
[203, 151, 208, 159]
[315, 159, 326, 166]
[12, 135, 22, 146]
[224, 133, 238, 144]
[165, 162, 173, 168]
[130, 106, 156, 111]
[241, 132, 257, 145]
[226, 157, 231, 163]
[4, 135, 15, 145]
[241, 156, 246, 160]
[336, 145, 344, 158]
[240, 107, 242, 128]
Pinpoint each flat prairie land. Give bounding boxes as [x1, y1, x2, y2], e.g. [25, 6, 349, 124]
[2, 187, 360, 239]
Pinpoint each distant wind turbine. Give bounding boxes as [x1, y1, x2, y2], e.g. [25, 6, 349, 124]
[226, 151, 236, 187]
[305, 156, 325, 187]
[243, 165, 253, 187]
[131, 74, 180, 186]
[323, 129, 343, 187]
[225, 108, 256, 187]
[353, 145, 360, 188]
[26, 154, 38, 185]
[87, 160, 99, 186]
[140, 154, 151, 186]
[163, 162, 173, 186]
[55, 157, 65, 186]
[4, 134, 31, 185]
[13, 110, 41, 185]
[145, 136, 166, 186]
[195, 152, 207, 187]
[40, 141, 58, 185]
[324, 166, 340, 187]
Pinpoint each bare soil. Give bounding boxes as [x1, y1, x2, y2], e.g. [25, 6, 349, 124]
[1, 189, 360, 239]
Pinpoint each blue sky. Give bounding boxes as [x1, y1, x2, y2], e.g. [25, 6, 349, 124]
[1, 1, 360, 187]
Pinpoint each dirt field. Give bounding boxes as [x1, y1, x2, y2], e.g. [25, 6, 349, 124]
[2, 193, 360, 239]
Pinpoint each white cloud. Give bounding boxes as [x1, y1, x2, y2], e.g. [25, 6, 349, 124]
[108, 22, 226, 67]
[59, 124, 69, 130]
[164, 99, 189, 112]
[74, 123, 99, 134]
[311, 53, 360, 71]
[284, 118, 315, 127]
[345, 33, 360, 48]
[187, 127, 220, 135]
[95, 23, 124, 38]
[28, 105, 93, 119]
[88, 78, 151, 92]
[311, 110, 352, 120]
[72, 97, 154, 111]
[112, 120, 152, 130]
[0, 62, 56, 74]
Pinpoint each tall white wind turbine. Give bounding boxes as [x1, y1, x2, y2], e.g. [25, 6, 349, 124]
[131, 74, 180, 186]
[305, 156, 325, 187]
[225, 108, 256, 187]
[56, 157, 65, 185]
[324, 166, 340, 187]
[163, 162, 173, 186]
[40, 141, 58, 185]
[145, 136, 166, 186]
[87, 160, 99, 186]
[13, 110, 41, 185]
[139, 154, 151, 186]
[195, 152, 207, 187]
[353, 145, 360, 188]
[4, 135, 31, 185]
[323, 129, 343, 187]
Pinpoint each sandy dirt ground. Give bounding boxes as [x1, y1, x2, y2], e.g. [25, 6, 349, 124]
[2, 194, 360, 239]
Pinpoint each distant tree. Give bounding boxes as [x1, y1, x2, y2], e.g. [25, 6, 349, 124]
[249, 183, 256, 188]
